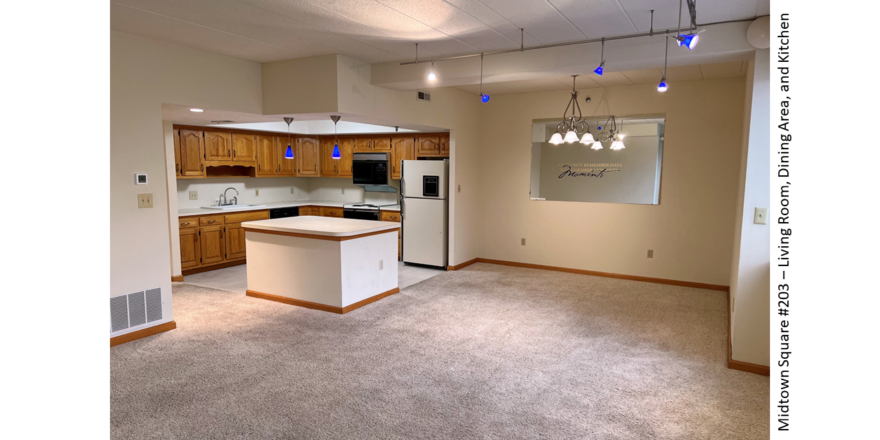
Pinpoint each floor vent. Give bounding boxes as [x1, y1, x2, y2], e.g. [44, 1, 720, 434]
[110, 288, 163, 333]
[417, 91, 431, 102]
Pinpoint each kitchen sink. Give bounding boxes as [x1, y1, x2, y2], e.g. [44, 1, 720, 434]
[202, 204, 266, 210]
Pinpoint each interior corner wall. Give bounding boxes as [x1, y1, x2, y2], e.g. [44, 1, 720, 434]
[333, 55, 483, 266]
[730, 50, 771, 366]
[110, 31, 262, 338]
[163, 121, 181, 277]
[475, 78, 746, 286]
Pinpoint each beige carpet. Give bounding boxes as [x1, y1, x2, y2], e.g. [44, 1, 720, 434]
[111, 263, 769, 439]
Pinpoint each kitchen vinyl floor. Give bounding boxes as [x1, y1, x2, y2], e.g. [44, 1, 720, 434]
[181, 261, 444, 293]
[114, 263, 768, 439]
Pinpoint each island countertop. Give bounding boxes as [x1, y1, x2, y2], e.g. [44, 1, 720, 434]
[242, 216, 400, 238]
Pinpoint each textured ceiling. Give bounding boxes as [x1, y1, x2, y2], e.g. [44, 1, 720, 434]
[452, 60, 747, 96]
[111, 0, 770, 63]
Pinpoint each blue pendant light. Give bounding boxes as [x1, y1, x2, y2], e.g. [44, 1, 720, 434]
[283, 117, 294, 159]
[658, 35, 669, 93]
[330, 115, 341, 160]
[478, 53, 489, 103]
[594, 38, 605, 75]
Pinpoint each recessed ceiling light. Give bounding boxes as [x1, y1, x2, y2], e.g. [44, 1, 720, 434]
[190, 108, 204, 112]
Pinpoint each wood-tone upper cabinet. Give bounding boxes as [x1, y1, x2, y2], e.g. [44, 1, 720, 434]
[226, 224, 247, 261]
[179, 228, 200, 270]
[232, 134, 257, 162]
[199, 225, 225, 265]
[321, 138, 339, 176]
[297, 137, 320, 177]
[204, 131, 232, 161]
[391, 136, 415, 180]
[276, 140, 296, 176]
[256, 135, 277, 177]
[173, 129, 182, 177]
[337, 137, 354, 178]
[372, 137, 392, 152]
[354, 138, 372, 152]
[416, 136, 441, 156]
[179, 130, 206, 177]
[440, 134, 450, 156]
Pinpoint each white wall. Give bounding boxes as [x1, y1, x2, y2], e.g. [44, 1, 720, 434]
[176, 177, 310, 210]
[111, 31, 262, 337]
[475, 78, 746, 286]
[729, 52, 771, 366]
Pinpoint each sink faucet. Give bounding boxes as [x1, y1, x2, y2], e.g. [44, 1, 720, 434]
[220, 187, 239, 206]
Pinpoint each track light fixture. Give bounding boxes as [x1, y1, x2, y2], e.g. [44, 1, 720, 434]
[330, 115, 341, 160]
[428, 59, 437, 81]
[658, 34, 669, 92]
[479, 53, 489, 103]
[594, 38, 605, 75]
[674, 0, 701, 50]
[283, 117, 294, 159]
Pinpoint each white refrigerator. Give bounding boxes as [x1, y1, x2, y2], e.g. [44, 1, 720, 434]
[401, 160, 448, 268]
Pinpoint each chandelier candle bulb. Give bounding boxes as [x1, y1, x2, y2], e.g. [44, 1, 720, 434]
[549, 132, 564, 145]
[563, 130, 579, 143]
[591, 141, 603, 150]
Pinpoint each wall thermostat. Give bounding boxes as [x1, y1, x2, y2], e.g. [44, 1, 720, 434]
[135, 173, 148, 185]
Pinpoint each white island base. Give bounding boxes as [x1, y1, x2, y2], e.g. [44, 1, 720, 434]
[242, 216, 400, 314]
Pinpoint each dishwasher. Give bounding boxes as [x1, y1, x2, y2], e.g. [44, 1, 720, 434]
[269, 206, 299, 219]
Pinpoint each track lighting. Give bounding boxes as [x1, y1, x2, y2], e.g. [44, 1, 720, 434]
[330, 115, 341, 160]
[594, 38, 605, 75]
[658, 35, 669, 93]
[677, 34, 699, 50]
[283, 117, 294, 159]
[674, 0, 701, 50]
[481, 94, 490, 103]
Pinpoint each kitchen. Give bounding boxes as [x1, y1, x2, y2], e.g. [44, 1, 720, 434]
[170, 116, 451, 310]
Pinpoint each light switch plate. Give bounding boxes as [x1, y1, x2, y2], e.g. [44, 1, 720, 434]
[379, 260, 384, 270]
[255, 189, 259, 197]
[754, 207, 768, 225]
[290, 188, 295, 194]
[189, 191, 198, 200]
[647, 249, 654, 258]
[138, 193, 153, 208]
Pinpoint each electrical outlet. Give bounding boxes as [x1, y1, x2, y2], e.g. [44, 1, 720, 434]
[379, 260, 384, 270]
[290, 187, 295, 194]
[647, 249, 654, 258]
[255, 189, 259, 197]
[189, 191, 198, 200]
[138, 193, 153, 208]
[342, 188, 345, 195]
[521, 238, 526, 246]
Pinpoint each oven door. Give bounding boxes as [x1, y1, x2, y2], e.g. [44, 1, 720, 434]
[343, 209, 379, 221]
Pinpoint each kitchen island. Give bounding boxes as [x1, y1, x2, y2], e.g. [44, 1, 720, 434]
[242, 216, 400, 314]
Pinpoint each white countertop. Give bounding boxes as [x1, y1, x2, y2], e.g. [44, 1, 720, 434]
[179, 200, 400, 217]
[242, 216, 400, 237]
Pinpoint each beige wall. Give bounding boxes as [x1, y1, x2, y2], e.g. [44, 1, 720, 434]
[111, 31, 262, 336]
[475, 78, 746, 286]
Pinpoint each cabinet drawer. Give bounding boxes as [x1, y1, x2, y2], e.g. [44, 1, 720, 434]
[224, 210, 269, 224]
[381, 211, 401, 222]
[321, 207, 344, 218]
[178, 217, 198, 229]
[199, 215, 224, 226]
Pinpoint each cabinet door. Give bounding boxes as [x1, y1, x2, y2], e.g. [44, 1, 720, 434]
[416, 136, 441, 156]
[354, 138, 372, 152]
[297, 137, 320, 176]
[173, 129, 182, 177]
[320, 138, 338, 176]
[204, 131, 232, 161]
[226, 224, 247, 260]
[321, 207, 343, 218]
[199, 225, 225, 265]
[440, 134, 450, 156]
[179, 130, 205, 177]
[372, 137, 392, 152]
[179, 228, 201, 270]
[232, 134, 257, 162]
[276, 139, 296, 176]
[338, 137, 355, 178]
[391, 136, 414, 180]
[256, 135, 277, 176]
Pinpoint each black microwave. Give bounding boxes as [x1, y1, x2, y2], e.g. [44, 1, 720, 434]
[352, 153, 389, 186]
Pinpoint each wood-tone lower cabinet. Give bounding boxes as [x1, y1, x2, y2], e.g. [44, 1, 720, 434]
[226, 224, 247, 260]
[380, 210, 402, 260]
[321, 207, 343, 218]
[297, 137, 320, 176]
[179, 228, 201, 270]
[300, 206, 321, 216]
[391, 136, 415, 180]
[199, 225, 226, 266]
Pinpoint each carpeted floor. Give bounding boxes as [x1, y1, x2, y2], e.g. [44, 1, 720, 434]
[111, 263, 769, 439]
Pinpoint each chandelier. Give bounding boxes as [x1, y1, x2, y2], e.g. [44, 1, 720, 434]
[593, 116, 626, 150]
[548, 75, 595, 146]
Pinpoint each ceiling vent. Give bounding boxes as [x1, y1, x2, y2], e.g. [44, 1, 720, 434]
[417, 91, 431, 102]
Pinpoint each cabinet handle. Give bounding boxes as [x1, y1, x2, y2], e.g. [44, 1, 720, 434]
[207, 220, 216, 223]
[258, 164, 261, 171]
[175, 163, 180, 172]
[181, 222, 190, 226]
[201, 164, 204, 171]
[233, 150, 236, 159]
